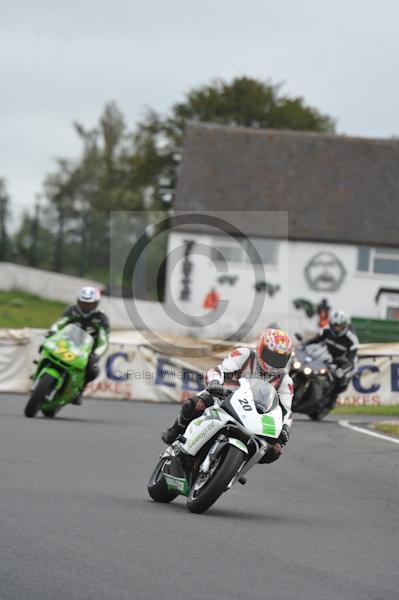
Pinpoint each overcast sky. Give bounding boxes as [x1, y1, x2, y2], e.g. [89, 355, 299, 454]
[2, 0, 399, 220]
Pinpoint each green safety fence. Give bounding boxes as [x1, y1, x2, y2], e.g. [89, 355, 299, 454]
[351, 317, 399, 344]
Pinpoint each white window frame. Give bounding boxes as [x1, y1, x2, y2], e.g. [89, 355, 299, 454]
[357, 246, 399, 277]
[212, 236, 279, 268]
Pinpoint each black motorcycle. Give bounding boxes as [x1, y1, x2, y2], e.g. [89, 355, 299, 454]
[289, 337, 336, 421]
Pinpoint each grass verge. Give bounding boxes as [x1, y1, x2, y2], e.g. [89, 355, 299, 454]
[372, 422, 399, 437]
[331, 405, 399, 416]
[0, 291, 67, 328]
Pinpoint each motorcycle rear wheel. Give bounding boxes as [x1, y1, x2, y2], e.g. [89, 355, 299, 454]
[308, 407, 331, 421]
[41, 406, 59, 418]
[24, 373, 57, 418]
[187, 445, 244, 514]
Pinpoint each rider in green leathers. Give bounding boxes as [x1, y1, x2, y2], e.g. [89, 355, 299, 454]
[47, 287, 109, 404]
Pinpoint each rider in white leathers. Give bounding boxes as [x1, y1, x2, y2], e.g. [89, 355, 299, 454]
[162, 328, 294, 464]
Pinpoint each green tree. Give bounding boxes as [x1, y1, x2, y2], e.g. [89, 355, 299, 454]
[39, 102, 146, 281]
[0, 178, 10, 261]
[172, 76, 335, 131]
[130, 77, 335, 299]
[12, 204, 56, 270]
[134, 76, 335, 203]
[25, 77, 335, 297]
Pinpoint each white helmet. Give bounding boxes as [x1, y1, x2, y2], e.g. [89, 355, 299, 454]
[329, 310, 349, 336]
[77, 287, 101, 317]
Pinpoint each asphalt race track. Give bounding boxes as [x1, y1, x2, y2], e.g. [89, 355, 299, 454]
[1, 394, 398, 600]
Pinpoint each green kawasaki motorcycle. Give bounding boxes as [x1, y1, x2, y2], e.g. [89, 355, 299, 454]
[24, 324, 94, 418]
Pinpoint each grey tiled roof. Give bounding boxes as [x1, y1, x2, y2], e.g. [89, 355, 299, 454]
[174, 122, 399, 247]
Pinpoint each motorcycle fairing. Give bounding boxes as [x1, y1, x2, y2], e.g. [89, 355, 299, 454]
[228, 379, 283, 438]
[182, 379, 283, 457]
[182, 408, 231, 456]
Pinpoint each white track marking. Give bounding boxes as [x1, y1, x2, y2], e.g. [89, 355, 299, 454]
[339, 420, 399, 445]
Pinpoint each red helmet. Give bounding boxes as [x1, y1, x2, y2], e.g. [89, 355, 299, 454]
[256, 328, 292, 377]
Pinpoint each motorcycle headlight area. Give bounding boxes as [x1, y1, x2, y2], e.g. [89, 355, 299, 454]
[53, 348, 78, 363]
[303, 367, 312, 375]
[293, 360, 302, 370]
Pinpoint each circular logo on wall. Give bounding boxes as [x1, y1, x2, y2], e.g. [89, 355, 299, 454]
[304, 251, 346, 292]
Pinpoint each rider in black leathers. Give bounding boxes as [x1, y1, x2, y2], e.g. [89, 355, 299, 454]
[304, 310, 358, 408]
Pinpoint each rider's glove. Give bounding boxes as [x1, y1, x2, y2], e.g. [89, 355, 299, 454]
[335, 367, 344, 379]
[278, 424, 290, 445]
[206, 368, 224, 386]
[207, 380, 225, 397]
[90, 353, 100, 364]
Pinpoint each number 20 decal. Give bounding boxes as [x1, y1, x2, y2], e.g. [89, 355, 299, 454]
[238, 398, 252, 412]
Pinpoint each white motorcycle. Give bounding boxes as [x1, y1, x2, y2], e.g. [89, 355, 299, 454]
[148, 378, 283, 514]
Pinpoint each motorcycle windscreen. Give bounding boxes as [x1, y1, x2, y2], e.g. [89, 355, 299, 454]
[229, 378, 283, 438]
[58, 324, 94, 351]
[45, 324, 94, 369]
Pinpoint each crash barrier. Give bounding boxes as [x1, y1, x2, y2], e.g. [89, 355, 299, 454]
[0, 263, 322, 338]
[0, 329, 399, 406]
[0, 263, 198, 334]
[0, 262, 102, 303]
[0, 329, 230, 402]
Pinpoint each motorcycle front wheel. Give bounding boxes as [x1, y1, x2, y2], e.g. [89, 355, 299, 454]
[187, 445, 244, 514]
[24, 374, 57, 418]
[148, 457, 179, 503]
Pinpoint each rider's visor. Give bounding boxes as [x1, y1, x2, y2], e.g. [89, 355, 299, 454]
[261, 346, 290, 369]
[332, 323, 346, 334]
[78, 300, 98, 314]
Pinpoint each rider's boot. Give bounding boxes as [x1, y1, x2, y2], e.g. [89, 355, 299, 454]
[327, 391, 339, 409]
[259, 443, 282, 464]
[162, 413, 190, 444]
[162, 392, 214, 444]
[72, 380, 89, 406]
[72, 393, 83, 406]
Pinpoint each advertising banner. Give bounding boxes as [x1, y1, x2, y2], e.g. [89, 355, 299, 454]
[85, 344, 205, 404]
[90, 342, 399, 407]
[0, 330, 398, 406]
[338, 347, 399, 406]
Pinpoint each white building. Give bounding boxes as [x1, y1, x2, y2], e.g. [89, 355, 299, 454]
[164, 123, 399, 341]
